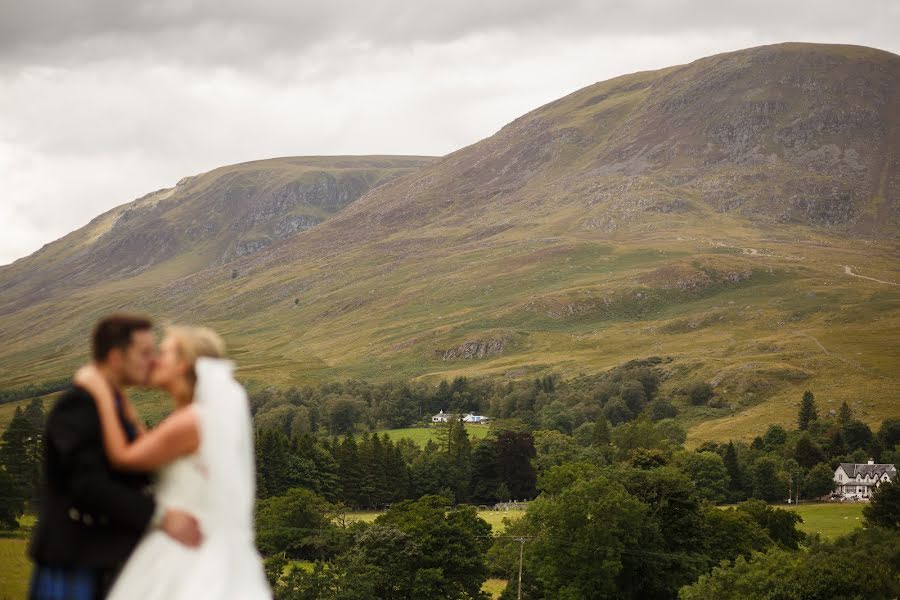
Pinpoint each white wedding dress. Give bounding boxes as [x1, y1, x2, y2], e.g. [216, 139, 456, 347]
[108, 358, 271, 599]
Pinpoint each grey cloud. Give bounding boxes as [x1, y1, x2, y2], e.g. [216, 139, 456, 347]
[2, 0, 897, 69]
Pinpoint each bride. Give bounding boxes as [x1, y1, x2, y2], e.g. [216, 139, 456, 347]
[74, 325, 271, 599]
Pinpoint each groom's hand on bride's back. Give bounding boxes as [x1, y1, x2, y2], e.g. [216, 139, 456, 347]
[160, 508, 203, 547]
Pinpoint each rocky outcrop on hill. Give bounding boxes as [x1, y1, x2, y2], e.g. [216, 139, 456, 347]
[438, 337, 508, 360]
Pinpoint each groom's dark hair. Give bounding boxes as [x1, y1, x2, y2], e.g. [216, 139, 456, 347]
[92, 313, 154, 362]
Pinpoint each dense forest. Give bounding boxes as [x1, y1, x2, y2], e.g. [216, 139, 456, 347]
[1, 359, 899, 599]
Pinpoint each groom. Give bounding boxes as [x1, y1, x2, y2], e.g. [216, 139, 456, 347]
[28, 314, 202, 600]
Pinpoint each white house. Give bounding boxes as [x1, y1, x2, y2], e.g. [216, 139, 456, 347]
[833, 460, 897, 498]
[462, 413, 489, 424]
[432, 410, 490, 424]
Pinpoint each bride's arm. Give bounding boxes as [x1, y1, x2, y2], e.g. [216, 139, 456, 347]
[74, 365, 199, 471]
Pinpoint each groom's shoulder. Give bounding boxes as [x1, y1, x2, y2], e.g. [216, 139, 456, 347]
[48, 385, 97, 422]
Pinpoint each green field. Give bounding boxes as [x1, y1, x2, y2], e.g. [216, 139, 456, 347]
[785, 502, 865, 540]
[377, 425, 491, 447]
[343, 508, 525, 533]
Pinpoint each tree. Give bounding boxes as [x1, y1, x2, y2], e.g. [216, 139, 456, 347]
[646, 400, 677, 422]
[375, 496, 493, 599]
[0, 406, 42, 506]
[863, 480, 899, 529]
[803, 463, 836, 499]
[686, 382, 714, 406]
[602, 397, 633, 426]
[446, 418, 473, 503]
[532, 430, 581, 478]
[736, 500, 804, 550]
[792, 433, 826, 470]
[255, 487, 336, 559]
[620, 380, 648, 415]
[525, 474, 660, 599]
[877, 418, 900, 451]
[681, 451, 730, 504]
[751, 457, 788, 502]
[494, 430, 537, 500]
[470, 440, 499, 504]
[0, 468, 25, 528]
[255, 428, 312, 499]
[842, 420, 873, 452]
[797, 390, 817, 430]
[680, 528, 900, 600]
[762, 425, 787, 449]
[323, 395, 367, 435]
[700, 506, 773, 566]
[722, 441, 746, 502]
[591, 416, 611, 446]
[837, 401, 852, 426]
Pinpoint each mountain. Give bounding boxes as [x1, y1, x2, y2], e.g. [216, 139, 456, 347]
[1, 43, 898, 442]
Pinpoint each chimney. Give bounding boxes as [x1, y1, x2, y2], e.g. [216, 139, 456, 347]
[868, 459, 875, 465]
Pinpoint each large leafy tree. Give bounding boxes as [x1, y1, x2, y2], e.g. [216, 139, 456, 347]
[525, 474, 659, 600]
[680, 451, 730, 504]
[736, 500, 804, 550]
[375, 495, 492, 599]
[803, 463, 836, 499]
[255, 487, 337, 559]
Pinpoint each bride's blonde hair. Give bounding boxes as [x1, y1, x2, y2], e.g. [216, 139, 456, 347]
[166, 325, 226, 385]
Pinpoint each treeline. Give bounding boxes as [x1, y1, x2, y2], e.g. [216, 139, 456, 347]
[697, 394, 900, 504]
[251, 357, 682, 437]
[255, 386, 900, 599]
[0, 378, 69, 405]
[255, 419, 538, 508]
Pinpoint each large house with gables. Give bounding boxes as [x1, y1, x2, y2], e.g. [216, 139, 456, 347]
[833, 460, 897, 498]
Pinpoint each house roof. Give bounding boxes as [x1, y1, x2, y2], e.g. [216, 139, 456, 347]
[838, 463, 897, 479]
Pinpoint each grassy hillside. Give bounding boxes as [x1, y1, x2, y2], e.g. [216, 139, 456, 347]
[1, 43, 898, 444]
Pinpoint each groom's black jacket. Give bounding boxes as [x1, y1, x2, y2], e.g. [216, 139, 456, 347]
[28, 385, 156, 569]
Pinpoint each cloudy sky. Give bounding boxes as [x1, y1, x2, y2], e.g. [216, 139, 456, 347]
[1, 1, 898, 265]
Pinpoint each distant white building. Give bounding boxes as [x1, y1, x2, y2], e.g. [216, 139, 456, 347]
[834, 460, 896, 498]
[431, 410, 489, 424]
[462, 413, 489, 424]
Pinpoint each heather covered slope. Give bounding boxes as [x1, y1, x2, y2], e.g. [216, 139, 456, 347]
[1, 43, 897, 442]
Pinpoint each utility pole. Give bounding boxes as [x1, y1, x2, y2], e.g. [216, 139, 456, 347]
[515, 537, 529, 600]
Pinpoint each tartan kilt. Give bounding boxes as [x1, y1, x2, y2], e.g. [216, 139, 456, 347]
[28, 565, 113, 600]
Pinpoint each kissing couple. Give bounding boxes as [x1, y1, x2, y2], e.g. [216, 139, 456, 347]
[28, 314, 271, 599]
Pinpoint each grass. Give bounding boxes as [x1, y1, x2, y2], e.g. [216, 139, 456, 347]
[0, 538, 31, 600]
[342, 508, 525, 533]
[377, 425, 491, 447]
[483, 578, 508, 599]
[785, 502, 865, 540]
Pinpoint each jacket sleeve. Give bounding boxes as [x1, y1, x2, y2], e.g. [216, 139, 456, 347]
[48, 390, 157, 533]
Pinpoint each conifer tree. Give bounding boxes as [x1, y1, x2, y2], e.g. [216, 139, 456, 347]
[838, 401, 852, 426]
[798, 390, 818, 430]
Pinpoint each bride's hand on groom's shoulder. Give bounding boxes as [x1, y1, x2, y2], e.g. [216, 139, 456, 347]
[74, 364, 114, 405]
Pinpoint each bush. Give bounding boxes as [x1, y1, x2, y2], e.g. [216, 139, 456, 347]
[686, 382, 714, 406]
